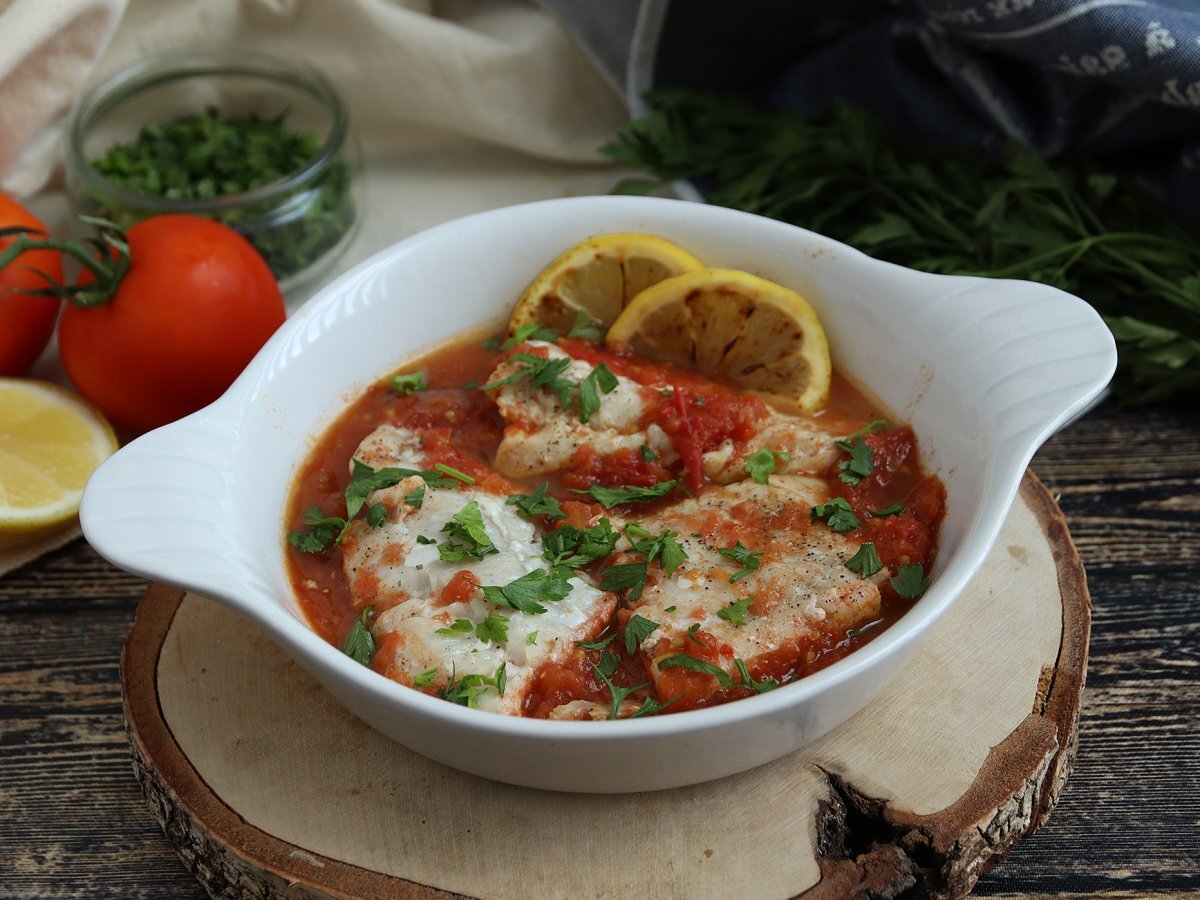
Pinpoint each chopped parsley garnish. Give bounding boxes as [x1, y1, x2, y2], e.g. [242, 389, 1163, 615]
[390, 371, 427, 395]
[578, 362, 619, 424]
[434, 463, 475, 485]
[595, 650, 620, 681]
[435, 618, 473, 637]
[717, 597, 754, 626]
[366, 502, 387, 528]
[664, 605, 677, 613]
[630, 695, 681, 718]
[717, 542, 762, 583]
[744, 448, 791, 484]
[572, 480, 678, 508]
[639, 444, 658, 462]
[891, 563, 932, 599]
[624, 614, 661, 654]
[600, 562, 650, 598]
[502, 322, 559, 350]
[287, 508, 346, 553]
[588, 654, 650, 720]
[342, 607, 375, 665]
[542, 519, 619, 567]
[600, 527, 688, 601]
[506, 483, 565, 522]
[481, 568, 572, 615]
[576, 632, 618, 651]
[567, 309, 604, 341]
[439, 662, 506, 707]
[415, 535, 436, 545]
[526, 631, 538, 646]
[405, 484, 426, 509]
[481, 352, 575, 406]
[871, 503, 905, 517]
[834, 437, 874, 485]
[480, 336, 501, 351]
[413, 668, 438, 687]
[686, 622, 703, 644]
[437, 501, 497, 562]
[656, 654, 778, 693]
[843, 419, 890, 441]
[845, 542, 884, 578]
[476, 613, 510, 645]
[811, 497, 862, 532]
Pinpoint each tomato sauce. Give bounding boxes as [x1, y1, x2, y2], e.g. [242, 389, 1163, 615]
[284, 329, 947, 715]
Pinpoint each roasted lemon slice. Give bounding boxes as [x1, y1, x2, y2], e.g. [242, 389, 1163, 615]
[606, 268, 832, 411]
[507, 233, 703, 336]
[0, 379, 118, 548]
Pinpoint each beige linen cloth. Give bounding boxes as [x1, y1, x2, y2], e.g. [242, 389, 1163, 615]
[0, 0, 629, 576]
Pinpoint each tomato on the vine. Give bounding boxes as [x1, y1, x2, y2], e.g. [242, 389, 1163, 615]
[0, 195, 62, 375]
[55, 215, 286, 433]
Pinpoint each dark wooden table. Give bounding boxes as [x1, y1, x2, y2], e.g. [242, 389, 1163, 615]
[1, 399, 1197, 898]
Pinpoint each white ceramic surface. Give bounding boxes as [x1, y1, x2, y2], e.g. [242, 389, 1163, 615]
[81, 196, 1116, 793]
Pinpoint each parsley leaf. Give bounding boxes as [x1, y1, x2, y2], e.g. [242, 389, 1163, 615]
[482, 568, 572, 615]
[588, 654, 649, 720]
[744, 448, 791, 484]
[686, 622, 703, 644]
[595, 651, 620, 681]
[733, 659, 779, 693]
[480, 336, 501, 351]
[717, 541, 762, 582]
[405, 484, 426, 509]
[572, 480, 678, 508]
[639, 444, 658, 462]
[342, 607, 375, 665]
[502, 322, 558, 350]
[413, 668, 438, 687]
[542, 519, 619, 567]
[480, 352, 575, 406]
[438, 662, 506, 707]
[576, 633, 618, 651]
[506, 483, 565, 522]
[435, 618, 473, 636]
[843, 419, 890, 441]
[287, 507, 347, 553]
[390, 371, 427, 395]
[657, 654, 778, 693]
[365, 502, 387, 528]
[845, 542, 884, 578]
[578, 362, 619, 424]
[438, 501, 497, 562]
[415, 535, 436, 545]
[717, 597, 754, 626]
[630, 695, 680, 718]
[871, 503, 905, 517]
[891, 563, 932, 599]
[567, 309, 604, 341]
[526, 631, 538, 646]
[600, 561, 649, 600]
[627, 526, 688, 576]
[476, 613, 510, 645]
[834, 437, 874, 485]
[434, 463, 475, 485]
[811, 497, 863, 532]
[624, 614, 661, 654]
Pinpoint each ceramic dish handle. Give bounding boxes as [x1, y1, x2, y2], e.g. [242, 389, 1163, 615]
[80, 415, 263, 602]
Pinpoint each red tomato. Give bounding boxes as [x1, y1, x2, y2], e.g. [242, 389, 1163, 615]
[58, 215, 285, 433]
[0, 195, 62, 375]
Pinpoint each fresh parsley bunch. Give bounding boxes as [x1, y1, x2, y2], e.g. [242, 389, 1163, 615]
[603, 91, 1200, 404]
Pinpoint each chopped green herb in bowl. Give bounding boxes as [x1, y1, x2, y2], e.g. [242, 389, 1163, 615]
[67, 49, 359, 291]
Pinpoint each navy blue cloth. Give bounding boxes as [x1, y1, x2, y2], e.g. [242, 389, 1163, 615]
[653, 0, 1200, 223]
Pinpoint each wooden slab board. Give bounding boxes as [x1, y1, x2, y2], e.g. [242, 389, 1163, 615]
[121, 473, 1090, 899]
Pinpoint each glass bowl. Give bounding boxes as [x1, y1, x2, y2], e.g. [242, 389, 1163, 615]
[66, 48, 361, 293]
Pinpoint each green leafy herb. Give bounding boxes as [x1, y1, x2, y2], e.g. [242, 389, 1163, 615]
[572, 480, 678, 508]
[732, 659, 779, 694]
[717, 597, 755, 626]
[567, 309, 605, 341]
[480, 352, 575, 406]
[687, 622, 703, 644]
[744, 448, 790, 484]
[890, 563, 932, 599]
[482, 568, 572, 615]
[604, 92, 1200, 404]
[434, 463, 475, 485]
[844, 419, 890, 441]
[405, 485, 426, 509]
[629, 695, 681, 718]
[480, 336, 502, 351]
[89, 106, 353, 281]
[287, 507, 347, 553]
[526, 631, 538, 646]
[871, 503, 905, 517]
[845, 542, 884, 578]
[476, 613, 510, 645]
[502, 322, 559, 349]
[435, 618, 473, 637]
[834, 438, 874, 485]
[595, 650, 620, 681]
[639, 444, 658, 462]
[600, 562, 650, 599]
[366, 502, 387, 528]
[664, 605, 677, 613]
[811, 497, 863, 532]
[506, 483, 565, 522]
[576, 632, 618, 651]
[717, 542, 763, 582]
[542, 519, 619, 567]
[624, 614, 661, 654]
[578, 362, 619, 424]
[343, 607, 375, 665]
[439, 662, 506, 707]
[390, 371, 427, 395]
[413, 668, 438, 687]
[588, 654, 650, 720]
[600, 527, 688, 601]
[415, 534, 436, 545]
[438, 501, 497, 562]
[657, 654, 778, 693]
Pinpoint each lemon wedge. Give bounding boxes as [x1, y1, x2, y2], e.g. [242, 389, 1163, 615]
[0, 379, 118, 548]
[606, 267, 833, 412]
[507, 233, 703, 337]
